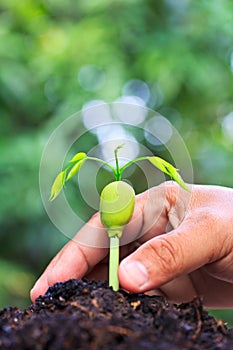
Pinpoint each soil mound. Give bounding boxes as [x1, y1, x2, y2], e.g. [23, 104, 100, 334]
[0, 279, 232, 349]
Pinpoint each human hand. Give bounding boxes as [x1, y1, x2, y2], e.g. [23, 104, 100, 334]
[30, 182, 233, 308]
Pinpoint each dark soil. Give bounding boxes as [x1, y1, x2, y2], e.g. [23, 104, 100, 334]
[0, 279, 232, 350]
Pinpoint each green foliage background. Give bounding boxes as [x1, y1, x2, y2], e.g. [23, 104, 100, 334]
[0, 0, 233, 325]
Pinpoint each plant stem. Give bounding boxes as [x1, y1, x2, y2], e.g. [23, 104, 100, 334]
[120, 156, 149, 176]
[109, 235, 120, 291]
[85, 157, 116, 174]
[114, 147, 121, 181]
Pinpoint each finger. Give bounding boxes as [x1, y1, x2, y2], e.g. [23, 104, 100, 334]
[135, 181, 190, 244]
[30, 242, 108, 301]
[190, 270, 233, 308]
[118, 212, 227, 293]
[159, 274, 198, 303]
[86, 263, 109, 281]
[30, 213, 109, 301]
[30, 254, 60, 302]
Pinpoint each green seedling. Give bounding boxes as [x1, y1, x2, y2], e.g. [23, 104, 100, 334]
[50, 145, 189, 291]
[100, 180, 135, 290]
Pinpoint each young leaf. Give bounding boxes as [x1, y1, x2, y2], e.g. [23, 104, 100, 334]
[69, 152, 87, 163]
[148, 156, 189, 191]
[49, 170, 66, 201]
[114, 144, 125, 153]
[66, 159, 86, 181]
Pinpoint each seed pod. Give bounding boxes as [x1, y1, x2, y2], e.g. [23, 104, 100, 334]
[100, 181, 135, 237]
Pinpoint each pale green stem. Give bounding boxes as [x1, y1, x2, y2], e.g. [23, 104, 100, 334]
[114, 148, 121, 181]
[86, 157, 117, 177]
[108, 235, 120, 291]
[120, 156, 150, 177]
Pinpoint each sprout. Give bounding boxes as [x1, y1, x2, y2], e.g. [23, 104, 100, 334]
[49, 145, 189, 291]
[100, 181, 135, 290]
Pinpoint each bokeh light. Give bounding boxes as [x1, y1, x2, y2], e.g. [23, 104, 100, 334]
[113, 98, 148, 125]
[122, 79, 150, 104]
[82, 100, 112, 131]
[144, 115, 173, 146]
[100, 128, 139, 167]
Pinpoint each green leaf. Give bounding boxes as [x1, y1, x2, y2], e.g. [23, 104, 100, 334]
[66, 159, 86, 181]
[148, 156, 189, 191]
[69, 152, 87, 163]
[49, 170, 66, 201]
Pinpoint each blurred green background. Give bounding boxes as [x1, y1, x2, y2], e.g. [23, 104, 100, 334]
[0, 0, 233, 326]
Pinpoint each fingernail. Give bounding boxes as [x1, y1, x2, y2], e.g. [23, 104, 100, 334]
[122, 261, 148, 288]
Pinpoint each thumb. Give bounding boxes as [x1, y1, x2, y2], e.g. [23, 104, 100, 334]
[118, 216, 220, 293]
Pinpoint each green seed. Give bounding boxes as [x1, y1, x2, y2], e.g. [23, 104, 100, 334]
[100, 181, 135, 235]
